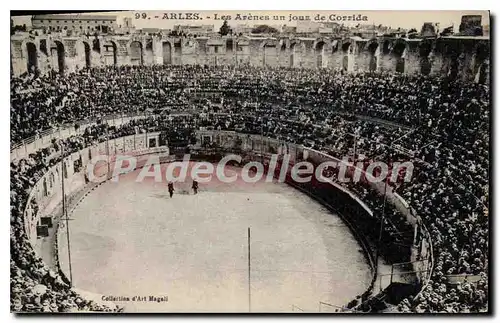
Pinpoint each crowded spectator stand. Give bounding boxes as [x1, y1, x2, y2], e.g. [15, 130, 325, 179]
[11, 65, 489, 313]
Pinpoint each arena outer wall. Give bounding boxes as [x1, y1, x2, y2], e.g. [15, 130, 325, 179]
[11, 32, 490, 83]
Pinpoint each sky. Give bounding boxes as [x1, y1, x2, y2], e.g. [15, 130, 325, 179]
[11, 10, 490, 33]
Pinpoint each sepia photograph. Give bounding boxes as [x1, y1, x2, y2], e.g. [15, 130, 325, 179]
[9, 8, 491, 314]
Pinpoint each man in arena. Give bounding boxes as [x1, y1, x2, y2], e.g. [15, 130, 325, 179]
[168, 181, 175, 198]
[192, 179, 199, 195]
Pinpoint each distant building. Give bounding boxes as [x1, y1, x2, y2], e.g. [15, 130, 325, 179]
[123, 17, 133, 29]
[296, 21, 319, 33]
[232, 24, 254, 35]
[140, 28, 162, 34]
[115, 17, 136, 34]
[281, 25, 297, 34]
[459, 15, 483, 36]
[32, 14, 117, 33]
[318, 26, 333, 34]
[173, 24, 214, 35]
[420, 23, 437, 37]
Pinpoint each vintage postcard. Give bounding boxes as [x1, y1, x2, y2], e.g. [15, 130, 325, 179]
[10, 10, 490, 313]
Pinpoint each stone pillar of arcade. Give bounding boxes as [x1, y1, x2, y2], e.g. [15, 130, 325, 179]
[11, 37, 29, 76]
[352, 38, 371, 72]
[404, 40, 421, 75]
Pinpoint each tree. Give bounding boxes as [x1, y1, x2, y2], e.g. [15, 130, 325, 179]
[219, 20, 231, 36]
[251, 25, 278, 34]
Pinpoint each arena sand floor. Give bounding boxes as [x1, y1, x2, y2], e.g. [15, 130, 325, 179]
[58, 164, 372, 312]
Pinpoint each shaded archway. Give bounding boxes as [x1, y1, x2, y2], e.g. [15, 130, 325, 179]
[392, 40, 407, 73]
[53, 41, 65, 74]
[419, 40, 433, 75]
[289, 42, 297, 68]
[367, 41, 379, 72]
[279, 42, 287, 67]
[130, 41, 143, 65]
[262, 40, 277, 67]
[103, 41, 117, 66]
[341, 42, 351, 71]
[92, 38, 101, 54]
[443, 43, 460, 80]
[145, 39, 154, 65]
[473, 42, 489, 84]
[162, 42, 172, 65]
[331, 40, 339, 54]
[26, 42, 37, 73]
[226, 39, 234, 53]
[382, 40, 392, 55]
[83, 41, 91, 68]
[315, 41, 326, 68]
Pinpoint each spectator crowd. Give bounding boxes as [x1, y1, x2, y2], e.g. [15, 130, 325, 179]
[11, 65, 489, 313]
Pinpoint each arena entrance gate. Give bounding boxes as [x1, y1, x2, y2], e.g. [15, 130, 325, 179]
[473, 42, 489, 84]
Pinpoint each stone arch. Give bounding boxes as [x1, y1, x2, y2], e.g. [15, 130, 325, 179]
[392, 39, 407, 73]
[92, 38, 101, 53]
[366, 40, 379, 72]
[52, 40, 65, 74]
[331, 40, 339, 54]
[226, 38, 234, 53]
[182, 39, 198, 55]
[473, 41, 489, 83]
[382, 40, 392, 55]
[289, 42, 296, 67]
[341, 41, 351, 71]
[101, 40, 117, 66]
[259, 39, 277, 48]
[26, 42, 38, 73]
[278, 40, 287, 67]
[314, 40, 326, 68]
[280, 40, 287, 53]
[261, 39, 278, 67]
[82, 41, 91, 68]
[313, 39, 327, 51]
[341, 41, 351, 53]
[130, 41, 143, 65]
[144, 39, 154, 65]
[418, 39, 433, 75]
[443, 42, 460, 79]
[289, 41, 301, 68]
[162, 41, 172, 65]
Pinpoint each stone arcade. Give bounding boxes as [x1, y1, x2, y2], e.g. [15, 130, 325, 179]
[11, 33, 490, 83]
